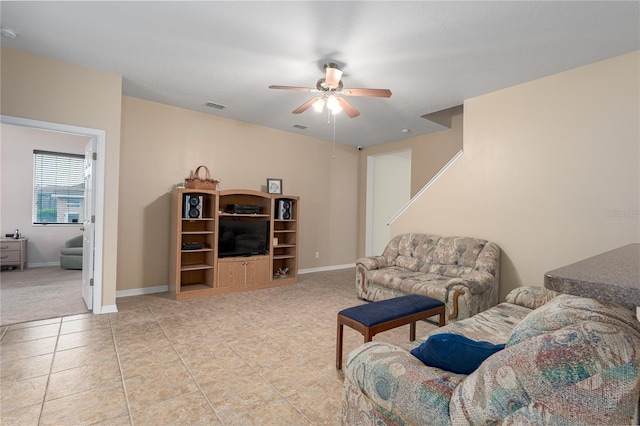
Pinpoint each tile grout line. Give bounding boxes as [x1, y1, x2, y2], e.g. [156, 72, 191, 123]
[36, 317, 63, 426]
[109, 313, 136, 426]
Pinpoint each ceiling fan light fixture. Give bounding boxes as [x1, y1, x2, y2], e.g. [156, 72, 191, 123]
[326, 95, 340, 111]
[313, 98, 325, 112]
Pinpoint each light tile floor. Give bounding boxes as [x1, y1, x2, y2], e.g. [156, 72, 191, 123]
[0, 268, 437, 425]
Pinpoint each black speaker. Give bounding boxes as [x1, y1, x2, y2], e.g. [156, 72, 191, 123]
[183, 195, 203, 218]
[277, 199, 292, 220]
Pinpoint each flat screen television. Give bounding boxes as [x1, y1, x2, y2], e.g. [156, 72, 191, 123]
[218, 219, 269, 258]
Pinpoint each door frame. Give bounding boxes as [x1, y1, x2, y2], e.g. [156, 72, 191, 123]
[1, 115, 106, 314]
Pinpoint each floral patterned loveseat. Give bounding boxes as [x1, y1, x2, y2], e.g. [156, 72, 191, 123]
[356, 234, 500, 322]
[342, 287, 640, 425]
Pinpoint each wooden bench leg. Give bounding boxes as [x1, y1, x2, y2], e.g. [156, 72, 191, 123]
[336, 318, 344, 369]
[409, 322, 416, 341]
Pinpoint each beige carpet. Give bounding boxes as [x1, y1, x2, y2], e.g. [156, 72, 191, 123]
[0, 266, 89, 326]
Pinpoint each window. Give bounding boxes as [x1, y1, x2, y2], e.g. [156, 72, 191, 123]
[33, 150, 85, 225]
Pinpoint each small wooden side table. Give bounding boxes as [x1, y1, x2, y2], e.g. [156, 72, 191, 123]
[0, 238, 28, 271]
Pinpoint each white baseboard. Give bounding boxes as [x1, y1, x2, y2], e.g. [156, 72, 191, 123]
[299, 263, 355, 274]
[116, 285, 169, 298]
[27, 262, 60, 268]
[97, 304, 118, 314]
[112, 268, 354, 300]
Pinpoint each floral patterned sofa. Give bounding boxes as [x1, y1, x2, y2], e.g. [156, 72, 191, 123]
[342, 287, 640, 425]
[356, 234, 500, 322]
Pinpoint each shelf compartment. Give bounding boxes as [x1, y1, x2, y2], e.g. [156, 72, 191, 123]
[180, 268, 214, 288]
[182, 219, 215, 234]
[181, 249, 214, 267]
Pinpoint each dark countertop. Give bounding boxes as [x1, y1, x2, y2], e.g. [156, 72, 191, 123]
[544, 243, 639, 307]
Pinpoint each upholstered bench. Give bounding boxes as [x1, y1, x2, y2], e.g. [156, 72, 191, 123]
[336, 294, 445, 369]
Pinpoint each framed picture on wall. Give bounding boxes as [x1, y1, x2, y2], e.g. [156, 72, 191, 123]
[267, 178, 282, 194]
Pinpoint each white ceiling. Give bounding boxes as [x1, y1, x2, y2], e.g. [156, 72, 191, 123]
[1, 1, 638, 147]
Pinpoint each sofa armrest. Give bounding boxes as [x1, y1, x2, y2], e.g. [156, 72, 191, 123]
[445, 272, 495, 295]
[356, 255, 394, 270]
[344, 342, 466, 426]
[505, 286, 558, 310]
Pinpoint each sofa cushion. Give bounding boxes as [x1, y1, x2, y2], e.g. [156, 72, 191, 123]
[422, 302, 533, 345]
[504, 286, 558, 310]
[429, 236, 488, 266]
[411, 333, 505, 374]
[508, 294, 640, 347]
[450, 320, 640, 425]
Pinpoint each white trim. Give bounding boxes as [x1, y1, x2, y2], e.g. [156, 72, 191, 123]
[116, 285, 169, 298]
[27, 262, 61, 268]
[1, 115, 106, 314]
[365, 155, 375, 256]
[299, 263, 354, 274]
[99, 304, 118, 314]
[387, 149, 464, 225]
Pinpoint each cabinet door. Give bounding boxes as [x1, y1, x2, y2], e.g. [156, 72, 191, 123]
[245, 257, 270, 285]
[217, 259, 246, 287]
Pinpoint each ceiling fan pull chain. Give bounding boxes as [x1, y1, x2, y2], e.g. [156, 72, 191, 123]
[332, 114, 337, 159]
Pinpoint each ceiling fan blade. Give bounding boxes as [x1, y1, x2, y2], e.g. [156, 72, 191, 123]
[341, 88, 392, 98]
[292, 97, 320, 114]
[325, 66, 343, 88]
[337, 98, 360, 118]
[269, 85, 319, 93]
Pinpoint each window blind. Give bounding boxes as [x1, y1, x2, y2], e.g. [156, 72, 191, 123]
[33, 150, 85, 224]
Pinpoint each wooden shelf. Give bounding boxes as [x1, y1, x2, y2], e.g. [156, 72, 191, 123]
[179, 283, 213, 292]
[273, 254, 296, 260]
[274, 244, 295, 248]
[181, 248, 213, 253]
[219, 213, 270, 218]
[181, 263, 214, 271]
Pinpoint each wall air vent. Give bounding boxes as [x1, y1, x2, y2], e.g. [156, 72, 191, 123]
[291, 124, 308, 130]
[205, 101, 226, 110]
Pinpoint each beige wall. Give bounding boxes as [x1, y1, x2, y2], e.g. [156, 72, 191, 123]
[357, 112, 464, 256]
[0, 47, 123, 308]
[392, 51, 640, 301]
[0, 124, 89, 265]
[118, 97, 359, 291]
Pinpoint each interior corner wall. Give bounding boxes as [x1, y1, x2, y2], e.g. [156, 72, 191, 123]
[391, 51, 640, 301]
[0, 47, 123, 309]
[118, 97, 359, 292]
[357, 112, 463, 257]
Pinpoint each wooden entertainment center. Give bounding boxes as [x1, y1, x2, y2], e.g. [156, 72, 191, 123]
[169, 188, 299, 300]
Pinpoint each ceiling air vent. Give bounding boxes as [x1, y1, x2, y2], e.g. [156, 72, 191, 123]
[205, 101, 226, 110]
[291, 124, 308, 130]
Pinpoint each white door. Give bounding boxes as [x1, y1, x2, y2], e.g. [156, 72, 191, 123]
[82, 141, 95, 310]
[366, 150, 412, 256]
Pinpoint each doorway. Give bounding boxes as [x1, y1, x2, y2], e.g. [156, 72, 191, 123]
[365, 149, 411, 256]
[1, 115, 106, 315]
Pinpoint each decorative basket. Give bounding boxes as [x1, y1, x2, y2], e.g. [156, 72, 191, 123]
[185, 165, 219, 190]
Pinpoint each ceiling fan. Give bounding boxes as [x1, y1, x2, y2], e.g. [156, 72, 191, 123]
[269, 63, 392, 118]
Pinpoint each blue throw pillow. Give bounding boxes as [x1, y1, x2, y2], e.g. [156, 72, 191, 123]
[410, 333, 505, 374]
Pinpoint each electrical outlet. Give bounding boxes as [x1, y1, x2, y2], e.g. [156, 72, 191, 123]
[315, 252, 320, 259]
